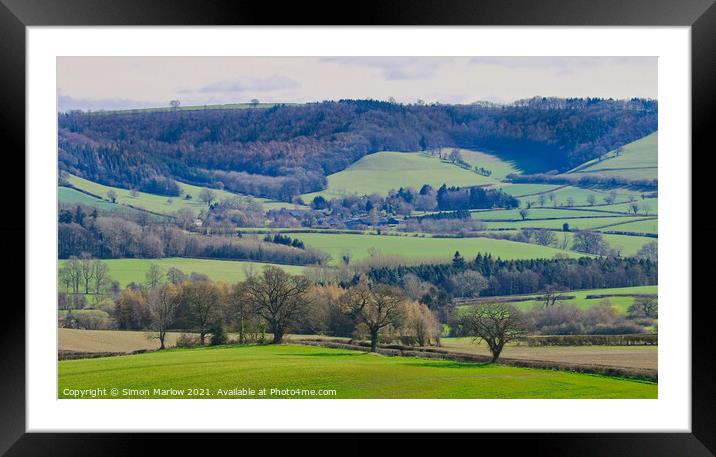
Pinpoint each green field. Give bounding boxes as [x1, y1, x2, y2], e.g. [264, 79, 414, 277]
[596, 198, 657, 215]
[494, 183, 564, 197]
[59, 187, 122, 211]
[459, 285, 658, 314]
[435, 147, 522, 179]
[482, 216, 646, 231]
[569, 132, 657, 181]
[471, 207, 622, 221]
[64, 174, 301, 216]
[58, 344, 656, 399]
[291, 232, 584, 264]
[302, 151, 503, 200]
[599, 218, 658, 234]
[59, 257, 305, 288]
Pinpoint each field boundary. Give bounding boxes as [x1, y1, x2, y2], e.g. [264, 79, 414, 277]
[295, 340, 658, 382]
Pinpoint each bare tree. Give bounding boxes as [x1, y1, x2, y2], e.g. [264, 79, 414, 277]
[226, 282, 253, 344]
[628, 296, 658, 319]
[79, 254, 94, 295]
[629, 202, 641, 215]
[519, 208, 529, 221]
[533, 229, 556, 246]
[343, 281, 407, 352]
[145, 263, 165, 289]
[244, 266, 311, 344]
[459, 303, 527, 362]
[147, 283, 179, 349]
[447, 270, 487, 298]
[250, 98, 260, 107]
[635, 241, 658, 262]
[107, 189, 117, 203]
[178, 280, 220, 345]
[91, 260, 110, 296]
[129, 189, 139, 198]
[572, 231, 609, 255]
[604, 190, 617, 205]
[587, 195, 597, 206]
[199, 188, 216, 207]
[541, 284, 566, 308]
[169, 100, 181, 110]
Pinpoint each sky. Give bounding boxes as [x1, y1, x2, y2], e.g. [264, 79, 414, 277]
[57, 57, 657, 111]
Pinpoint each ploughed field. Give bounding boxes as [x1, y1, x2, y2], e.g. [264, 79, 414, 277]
[58, 344, 656, 399]
[440, 338, 657, 371]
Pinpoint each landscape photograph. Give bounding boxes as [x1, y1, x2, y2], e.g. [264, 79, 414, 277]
[57, 56, 658, 399]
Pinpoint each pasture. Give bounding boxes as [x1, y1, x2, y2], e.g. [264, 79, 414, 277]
[569, 132, 657, 181]
[603, 218, 659, 235]
[58, 344, 656, 399]
[434, 147, 522, 179]
[471, 207, 625, 221]
[291, 232, 584, 264]
[64, 174, 300, 216]
[482, 216, 647, 231]
[302, 151, 502, 200]
[59, 257, 305, 288]
[458, 285, 658, 314]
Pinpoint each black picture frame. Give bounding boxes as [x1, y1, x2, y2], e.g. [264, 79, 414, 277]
[2, 0, 713, 454]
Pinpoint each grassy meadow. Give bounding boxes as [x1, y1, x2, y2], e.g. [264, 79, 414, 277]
[290, 232, 584, 264]
[458, 285, 658, 314]
[59, 257, 305, 288]
[568, 132, 657, 181]
[58, 344, 657, 399]
[64, 174, 301, 216]
[302, 151, 502, 200]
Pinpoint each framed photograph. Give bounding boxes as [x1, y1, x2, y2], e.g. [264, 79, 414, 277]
[4, 0, 714, 454]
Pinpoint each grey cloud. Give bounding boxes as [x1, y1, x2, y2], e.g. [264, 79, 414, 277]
[58, 95, 163, 112]
[319, 57, 450, 80]
[469, 56, 655, 70]
[189, 75, 300, 94]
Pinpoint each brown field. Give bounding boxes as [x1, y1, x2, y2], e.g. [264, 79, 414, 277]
[58, 329, 345, 353]
[440, 337, 657, 370]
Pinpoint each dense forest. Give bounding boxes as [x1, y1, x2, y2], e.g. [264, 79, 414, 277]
[59, 97, 657, 201]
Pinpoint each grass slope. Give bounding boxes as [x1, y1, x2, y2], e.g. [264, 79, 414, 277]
[435, 147, 522, 179]
[64, 174, 301, 216]
[302, 151, 503, 200]
[59, 257, 305, 288]
[292, 232, 583, 264]
[58, 344, 656, 399]
[569, 132, 657, 180]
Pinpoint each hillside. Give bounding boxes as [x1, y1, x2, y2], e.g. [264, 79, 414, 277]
[58, 98, 658, 201]
[567, 132, 657, 181]
[62, 173, 304, 216]
[302, 151, 503, 199]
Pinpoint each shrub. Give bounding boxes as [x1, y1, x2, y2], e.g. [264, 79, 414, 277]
[176, 333, 200, 348]
[209, 322, 227, 346]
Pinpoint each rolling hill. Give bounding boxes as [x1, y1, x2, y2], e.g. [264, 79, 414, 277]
[567, 132, 657, 181]
[302, 151, 506, 200]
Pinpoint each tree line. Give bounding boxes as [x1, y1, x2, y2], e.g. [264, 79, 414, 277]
[366, 253, 657, 299]
[70, 265, 441, 352]
[58, 204, 327, 265]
